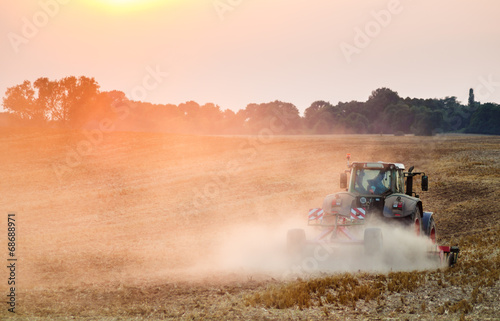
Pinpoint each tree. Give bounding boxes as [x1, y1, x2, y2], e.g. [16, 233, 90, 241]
[366, 88, 401, 133]
[2, 81, 39, 121]
[62, 76, 100, 126]
[467, 103, 500, 135]
[345, 113, 370, 134]
[440, 96, 465, 132]
[179, 101, 200, 118]
[242, 100, 301, 134]
[311, 115, 334, 134]
[383, 102, 414, 134]
[367, 88, 400, 111]
[106, 90, 127, 105]
[411, 106, 444, 136]
[33, 77, 65, 122]
[468, 88, 475, 108]
[304, 100, 334, 131]
[4, 76, 102, 127]
[199, 103, 224, 133]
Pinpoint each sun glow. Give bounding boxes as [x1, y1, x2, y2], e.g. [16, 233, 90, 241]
[89, 0, 171, 13]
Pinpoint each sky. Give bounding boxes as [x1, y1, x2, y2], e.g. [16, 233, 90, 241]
[1, 0, 500, 114]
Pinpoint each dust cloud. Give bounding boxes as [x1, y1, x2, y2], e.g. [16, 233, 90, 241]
[145, 218, 446, 283]
[22, 207, 444, 288]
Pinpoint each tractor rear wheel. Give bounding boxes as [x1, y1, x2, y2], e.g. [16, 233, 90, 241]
[287, 229, 306, 258]
[364, 227, 383, 254]
[425, 216, 437, 243]
[407, 207, 423, 236]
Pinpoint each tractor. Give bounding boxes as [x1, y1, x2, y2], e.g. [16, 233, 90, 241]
[287, 154, 459, 267]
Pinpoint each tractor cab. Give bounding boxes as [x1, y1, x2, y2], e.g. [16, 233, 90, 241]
[340, 155, 428, 198]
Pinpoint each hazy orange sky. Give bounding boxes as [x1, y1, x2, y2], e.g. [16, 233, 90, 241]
[1, 0, 499, 113]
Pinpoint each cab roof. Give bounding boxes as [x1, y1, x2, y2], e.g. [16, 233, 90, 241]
[350, 161, 405, 170]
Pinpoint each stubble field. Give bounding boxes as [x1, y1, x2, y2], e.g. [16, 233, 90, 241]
[0, 128, 499, 320]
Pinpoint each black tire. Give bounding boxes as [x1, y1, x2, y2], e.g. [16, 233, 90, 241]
[407, 207, 423, 236]
[287, 229, 306, 257]
[364, 227, 383, 255]
[447, 252, 458, 267]
[424, 216, 437, 243]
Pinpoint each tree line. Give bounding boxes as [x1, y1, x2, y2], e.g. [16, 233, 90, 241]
[2, 76, 499, 135]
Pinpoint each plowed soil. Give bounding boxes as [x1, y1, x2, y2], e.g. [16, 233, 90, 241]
[1, 128, 499, 320]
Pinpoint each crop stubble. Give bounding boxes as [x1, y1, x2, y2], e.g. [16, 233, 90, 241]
[0, 129, 498, 320]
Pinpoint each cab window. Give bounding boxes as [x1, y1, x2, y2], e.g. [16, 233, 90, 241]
[353, 168, 391, 195]
[394, 170, 405, 193]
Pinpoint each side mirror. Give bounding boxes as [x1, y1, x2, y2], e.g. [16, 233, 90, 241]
[340, 173, 347, 189]
[421, 175, 428, 191]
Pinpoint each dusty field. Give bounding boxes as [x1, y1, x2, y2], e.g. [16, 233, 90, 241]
[0, 128, 499, 320]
